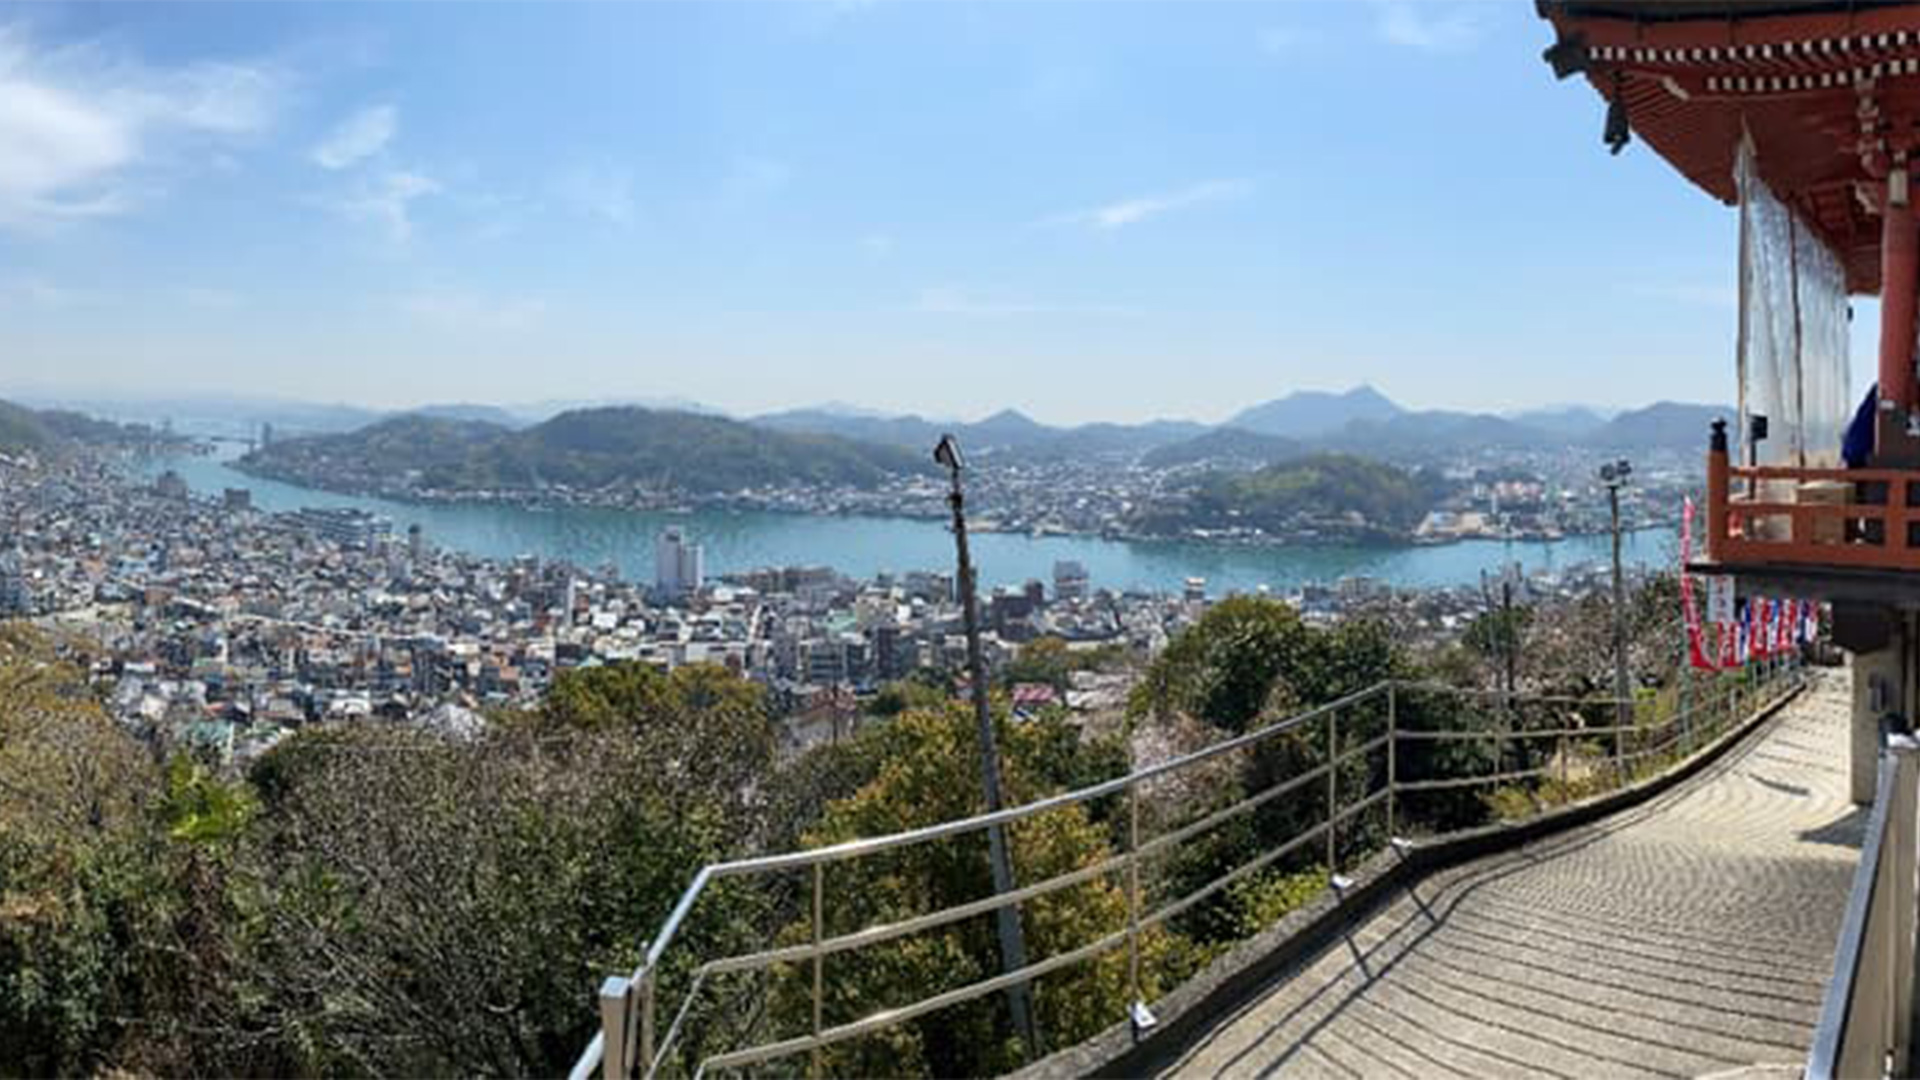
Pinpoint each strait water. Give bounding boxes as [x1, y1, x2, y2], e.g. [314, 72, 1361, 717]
[140, 452, 1675, 594]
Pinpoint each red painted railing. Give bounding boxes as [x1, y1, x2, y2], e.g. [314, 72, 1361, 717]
[1705, 444, 1920, 571]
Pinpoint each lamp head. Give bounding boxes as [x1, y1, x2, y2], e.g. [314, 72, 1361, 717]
[933, 434, 965, 472]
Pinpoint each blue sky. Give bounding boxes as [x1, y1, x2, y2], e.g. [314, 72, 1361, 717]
[0, 1, 1862, 423]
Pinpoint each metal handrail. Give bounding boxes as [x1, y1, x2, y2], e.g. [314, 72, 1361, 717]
[575, 662, 1799, 1080]
[1808, 733, 1919, 1080]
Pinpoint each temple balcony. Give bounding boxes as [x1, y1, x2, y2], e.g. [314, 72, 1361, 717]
[1696, 428, 1920, 607]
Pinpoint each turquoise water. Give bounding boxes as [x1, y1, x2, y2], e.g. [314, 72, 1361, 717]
[140, 453, 1676, 593]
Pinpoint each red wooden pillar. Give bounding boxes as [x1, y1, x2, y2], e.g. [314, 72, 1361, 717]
[1881, 168, 1919, 414]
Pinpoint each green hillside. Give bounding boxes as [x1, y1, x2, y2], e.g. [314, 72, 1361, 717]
[239, 406, 929, 496]
[1129, 453, 1444, 541]
[0, 401, 53, 453]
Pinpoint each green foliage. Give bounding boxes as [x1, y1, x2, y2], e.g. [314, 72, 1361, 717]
[775, 704, 1173, 1078]
[0, 632, 788, 1077]
[1223, 867, 1330, 942]
[161, 756, 255, 846]
[1005, 636, 1128, 694]
[867, 673, 953, 718]
[0, 625, 163, 1075]
[0, 400, 53, 453]
[241, 406, 930, 496]
[1133, 597, 1398, 734]
[1130, 454, 1444, 540]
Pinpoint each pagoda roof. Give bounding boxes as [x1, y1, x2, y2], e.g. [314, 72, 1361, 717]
[1540, 0, 1920, 294]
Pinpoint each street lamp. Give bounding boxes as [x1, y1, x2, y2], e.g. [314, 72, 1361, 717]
[1600, 459, 1633, 733]
[934, 434, 1038, 1056]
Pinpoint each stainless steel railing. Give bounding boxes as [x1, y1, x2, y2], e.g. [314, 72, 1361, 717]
[1808, 731, 1919, 1080]
[574, 660, 1801, 1080]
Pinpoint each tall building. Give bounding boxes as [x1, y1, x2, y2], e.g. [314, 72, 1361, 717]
[0, 548, 27, 617]
[408, 523, 425, 566]
[1053, 560, 1090, 602]
[654, 528, 704, 599]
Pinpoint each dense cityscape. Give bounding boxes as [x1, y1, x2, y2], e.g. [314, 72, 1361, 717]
[1, 433, 1664, 776]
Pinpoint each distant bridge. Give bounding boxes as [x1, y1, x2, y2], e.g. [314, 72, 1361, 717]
[574, 663, 1915, 1080]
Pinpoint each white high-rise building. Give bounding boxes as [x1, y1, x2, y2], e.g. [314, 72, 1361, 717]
[655, 528, 704, 598]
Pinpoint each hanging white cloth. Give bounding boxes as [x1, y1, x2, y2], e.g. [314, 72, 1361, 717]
[1735, 134, 1851, 472]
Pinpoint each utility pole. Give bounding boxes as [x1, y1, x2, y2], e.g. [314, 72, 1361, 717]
[935, 434, 1038, 1056]
[1602, 460, 1634, 731]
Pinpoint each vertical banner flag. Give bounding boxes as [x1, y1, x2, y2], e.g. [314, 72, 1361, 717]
[1681, 498, 1719, 670]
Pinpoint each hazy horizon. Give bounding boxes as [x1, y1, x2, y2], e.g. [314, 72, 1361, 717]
[0, 381, 1726, 431]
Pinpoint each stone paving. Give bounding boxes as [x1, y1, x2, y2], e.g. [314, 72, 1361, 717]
[1162, 670, 1864, 1079]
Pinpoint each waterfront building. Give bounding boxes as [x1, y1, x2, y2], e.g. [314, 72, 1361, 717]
[1053, 559, 1089, 601]
[155, 470, 189, 500]
[654, 527, 704, 598]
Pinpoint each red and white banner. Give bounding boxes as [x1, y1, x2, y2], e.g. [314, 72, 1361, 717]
[1681, 496, 1819, 671]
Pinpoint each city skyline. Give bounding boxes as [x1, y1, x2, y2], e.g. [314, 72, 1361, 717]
[0, 1, 1875, 422]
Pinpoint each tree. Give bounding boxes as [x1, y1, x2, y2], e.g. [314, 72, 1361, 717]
[772, 704, 1176, 1078]
[0, 625, 166, 1074]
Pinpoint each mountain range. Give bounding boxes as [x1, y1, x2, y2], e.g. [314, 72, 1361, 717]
[755, 389, 1731, 465]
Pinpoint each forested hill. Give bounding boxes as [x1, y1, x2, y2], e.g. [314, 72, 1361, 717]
[236, 406, 931, 497]
[0, 399, 185, 454]
[1128, 453, 1445, 542]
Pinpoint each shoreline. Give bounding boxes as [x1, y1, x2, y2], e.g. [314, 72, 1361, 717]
[222, 459, 1676, 555]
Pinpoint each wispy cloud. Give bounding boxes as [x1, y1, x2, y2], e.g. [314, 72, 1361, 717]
[0, 23, 282, 231]
[552, 165, 634, 226]
[860, 232, 894, 258]
[400, 290, 547, 331]
[1374, 2, 1486, 53]
[1044, 178, 1252, 231]
[912, 286, 1131, 317]
[336, 169, 440, 243]
[312, 104, 396, 170]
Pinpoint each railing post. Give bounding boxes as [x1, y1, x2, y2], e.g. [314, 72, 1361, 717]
[638, 967, 655, 1080]
[811, 862, 825, 1079]
[1326, 705, 1338, 874]
[1386, 685, 1398, 840]
[1891, 739, 1918, 1075]
[599, 976, 634, 1080]
[1127, 777, 1143, 1027]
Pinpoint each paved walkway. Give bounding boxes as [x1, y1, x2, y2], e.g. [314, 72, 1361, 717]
[1163, 671, 1864, 1080]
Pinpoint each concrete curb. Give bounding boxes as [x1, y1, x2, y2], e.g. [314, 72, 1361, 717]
[1011, 675, 1809, 1080]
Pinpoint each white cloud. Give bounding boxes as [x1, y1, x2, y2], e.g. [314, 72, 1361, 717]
[0, 23, 282, 230]
[553, 165, 634, 226]
[312, 104, 396, 170]
[400, 290, 547, 331]
[1044, 178, 1252, 231]
[337, 169, 440, 243]
[1375, 2, 1485, 53]
[860, 232, 894, 258]
[912, 286, 1130, 317]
